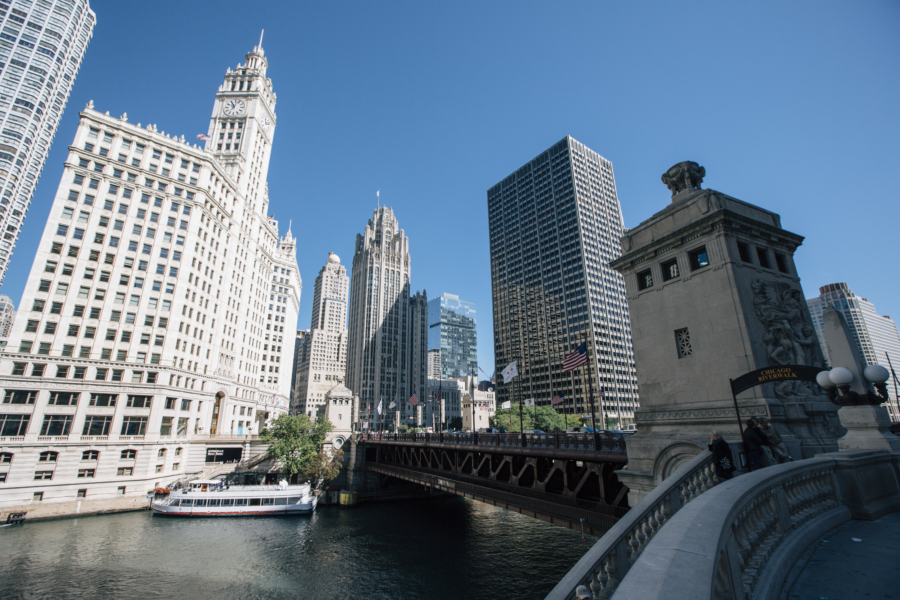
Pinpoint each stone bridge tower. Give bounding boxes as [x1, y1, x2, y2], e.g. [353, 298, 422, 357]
[610, 162, 841, 503]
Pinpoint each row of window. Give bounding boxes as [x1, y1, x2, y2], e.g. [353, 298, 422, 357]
[0, 413, 148, 437]
[0, 447, 181, 466]
[637, 246, 709, 291]
[0, 390, 201, 411]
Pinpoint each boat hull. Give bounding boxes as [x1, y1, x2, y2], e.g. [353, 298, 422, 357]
[151, 503, 316, 517]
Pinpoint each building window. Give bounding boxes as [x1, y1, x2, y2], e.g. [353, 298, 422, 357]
[675, 328, 692, 358]
[117, 487, 126, 495]
[34, 472, 53, 481]
[120, 449, 137, 459]
[774, 252, 789, 274]
[77, 469, 95, 479]
[688, 246, 709, 271]
[637, 269, 653, 290]
[120, 417, 147, 436]
[38, 451, 58, 463]
[33, 492, 44, 501]
[0, 453, 12, 464]
[3, 390, 38, 405]
[82, 415, 112, 436]
[737, 241, 752, 263]
[661, 259, 679, 282]
[77, 489, 87, 498]
[755, 247, 770, 269]
[40, 415, 73, 436]
[82, 450, 99, 460]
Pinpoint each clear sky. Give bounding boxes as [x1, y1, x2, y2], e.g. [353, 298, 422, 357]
[0, 1, 898, 377]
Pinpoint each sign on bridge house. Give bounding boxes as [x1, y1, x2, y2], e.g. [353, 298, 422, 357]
[730, 365, 825, 397]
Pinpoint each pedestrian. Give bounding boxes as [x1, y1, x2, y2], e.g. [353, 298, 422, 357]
[743, 417, 771, 472]
[758, 417, 792, 463]
[708, 432, 736, 480]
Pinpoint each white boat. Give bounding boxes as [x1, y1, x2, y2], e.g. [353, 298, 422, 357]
[151, 479, 318, 517]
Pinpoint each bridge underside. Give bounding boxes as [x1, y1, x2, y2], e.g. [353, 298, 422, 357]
[364, 444, 630, 536]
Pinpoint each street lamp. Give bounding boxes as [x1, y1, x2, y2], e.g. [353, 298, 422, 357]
[816, 364, 891, 405]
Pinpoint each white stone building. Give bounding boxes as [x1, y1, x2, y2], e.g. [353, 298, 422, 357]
[292, 252, 349, 419]
[345, 207, 427, 430]
[425, 375, 494, 430]
[0, 0, 95, 284]
[0, 41, 301, 517]
[427, 348, 441, 379]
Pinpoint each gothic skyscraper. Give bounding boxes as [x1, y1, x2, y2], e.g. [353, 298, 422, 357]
[345, 207, 427, 429]
[0, 0, 95, 283]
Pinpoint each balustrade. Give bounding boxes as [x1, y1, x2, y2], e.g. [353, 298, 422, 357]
[357, 431, 630, 453]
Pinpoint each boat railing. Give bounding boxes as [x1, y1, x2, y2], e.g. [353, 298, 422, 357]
[185, 484, 310, 493]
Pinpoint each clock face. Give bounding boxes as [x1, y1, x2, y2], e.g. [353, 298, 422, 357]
[261, 116, 272, 131]
[223, 99, 246, 116]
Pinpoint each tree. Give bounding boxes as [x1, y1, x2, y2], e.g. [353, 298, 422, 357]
[397, 423, 410, 433]
[491, 402, 568, 432]
[260, 414, 341, 481]
[448, 416, 463, 431]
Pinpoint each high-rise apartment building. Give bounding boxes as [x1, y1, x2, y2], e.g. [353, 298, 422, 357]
[0, 294, 14, 336]
[487, 136, 638, 426]
[427, 348, 441, 379]
[345, 207, 427, 429]
[428, 293, 477, 379]
[293, 252, 349, 419]
[0, 0, 95, 283]
[808, 283, 900, 418]
[0, 42, 301, 515]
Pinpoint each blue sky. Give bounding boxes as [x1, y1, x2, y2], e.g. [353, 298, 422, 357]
[1, 1, 898, 376]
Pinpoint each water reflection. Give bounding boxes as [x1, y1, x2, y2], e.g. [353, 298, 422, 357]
[0, 496, 596, 600]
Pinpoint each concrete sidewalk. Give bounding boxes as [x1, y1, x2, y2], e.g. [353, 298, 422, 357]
[783, 511, 900, 599]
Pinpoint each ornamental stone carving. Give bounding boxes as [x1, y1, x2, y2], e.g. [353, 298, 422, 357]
[661, 161, 705, 197]
[750, 279, 825, 398]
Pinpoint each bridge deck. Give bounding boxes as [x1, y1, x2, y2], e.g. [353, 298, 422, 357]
[357, 431, 629, 464]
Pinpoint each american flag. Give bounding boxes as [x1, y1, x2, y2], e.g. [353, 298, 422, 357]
[434, 390, 441, 404]
[409, 392, 418, 406]
[479, 404, 489, 411]
[197, 133, 211, 141]
[563, 343, 588, 372]
[551, 394, 565, 405]
[598, 386, 605, 398]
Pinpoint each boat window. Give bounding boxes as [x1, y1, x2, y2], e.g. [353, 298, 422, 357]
[275, 498, 287, 505]
[249, 498, 261, 506]
[194, 499, 207, 507]
[287, 497, 301, 504]
[262, 498, 274, 506]
[171, 499, 181, 506]
[234, 498, 247, 506]
[181, 499, 193, 506]
[221, 499, 234, 506]
[207, 499, 220, 507]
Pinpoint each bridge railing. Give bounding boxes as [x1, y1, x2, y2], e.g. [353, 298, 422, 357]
[357, 431, 630, 453]
[545, 449, 720, 600]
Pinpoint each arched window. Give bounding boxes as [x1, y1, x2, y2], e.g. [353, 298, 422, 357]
[157, 448, 167, 458]
[120, 449, 137, 459]
[38, 451, 58, 463]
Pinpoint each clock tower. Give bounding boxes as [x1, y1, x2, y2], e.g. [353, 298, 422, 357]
[204, 35, 277, 212]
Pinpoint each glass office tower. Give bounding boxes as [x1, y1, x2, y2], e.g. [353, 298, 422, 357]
[487, 135, 639, 426]
[428, 293, 477, 379]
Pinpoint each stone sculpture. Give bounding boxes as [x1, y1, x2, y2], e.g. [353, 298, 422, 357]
[661, 161, 705, 197]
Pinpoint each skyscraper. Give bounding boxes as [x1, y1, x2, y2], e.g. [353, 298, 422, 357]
[345, 207, 427, 429]
[293, 252, 349, 419]
[808, 283, 900, 418]
[0, 294, 14, 337]
[487, 136, 638, 426]
[0, 0, 95, 283]
[0, 41, 299, 512]
[428, 293, 477, 379]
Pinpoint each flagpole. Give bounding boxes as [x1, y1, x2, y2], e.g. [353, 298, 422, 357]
[887, 352, 900, 422]
[584, 341, 600, 451]
[516, 359, 525, 446]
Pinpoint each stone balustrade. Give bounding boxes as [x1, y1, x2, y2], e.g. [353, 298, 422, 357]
[546, 449, 721, 600]
[606, 450, 900, 600]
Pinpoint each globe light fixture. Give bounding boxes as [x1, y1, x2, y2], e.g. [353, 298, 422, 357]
[828, 367, 854, 385]
[818, 364, 891, 406]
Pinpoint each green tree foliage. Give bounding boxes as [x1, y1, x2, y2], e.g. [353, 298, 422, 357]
[397, 424, 410, 433]
[491, 402, 568, 432]
[448, 416, 463, 431]
[260, 414, 341, 481]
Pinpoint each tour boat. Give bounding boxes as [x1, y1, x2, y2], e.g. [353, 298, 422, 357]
[151, 479, 317, 517]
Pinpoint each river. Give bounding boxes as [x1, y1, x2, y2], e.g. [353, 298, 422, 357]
[0, 496, 595, 600]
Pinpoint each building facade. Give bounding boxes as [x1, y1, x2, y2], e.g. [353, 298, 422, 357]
[426, 375, 494, 430]
[292, 252, 349, 419]
[345, 207, 427, 429]
[0, 42, 300, 516]
[0, 0, 95, 283]
[487, 136, 638, 427]
[427, 293, 477, 379]
[808, 283, 900, 419]
[427, 348, 441, 379]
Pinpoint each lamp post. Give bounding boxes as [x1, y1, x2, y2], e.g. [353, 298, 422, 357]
[816, 363, 899, 452]
[815, 365, 891, 406]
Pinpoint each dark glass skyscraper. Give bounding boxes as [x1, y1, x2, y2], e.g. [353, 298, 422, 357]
[487, 136, 639, 426]
[428, 293, 477, 379]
